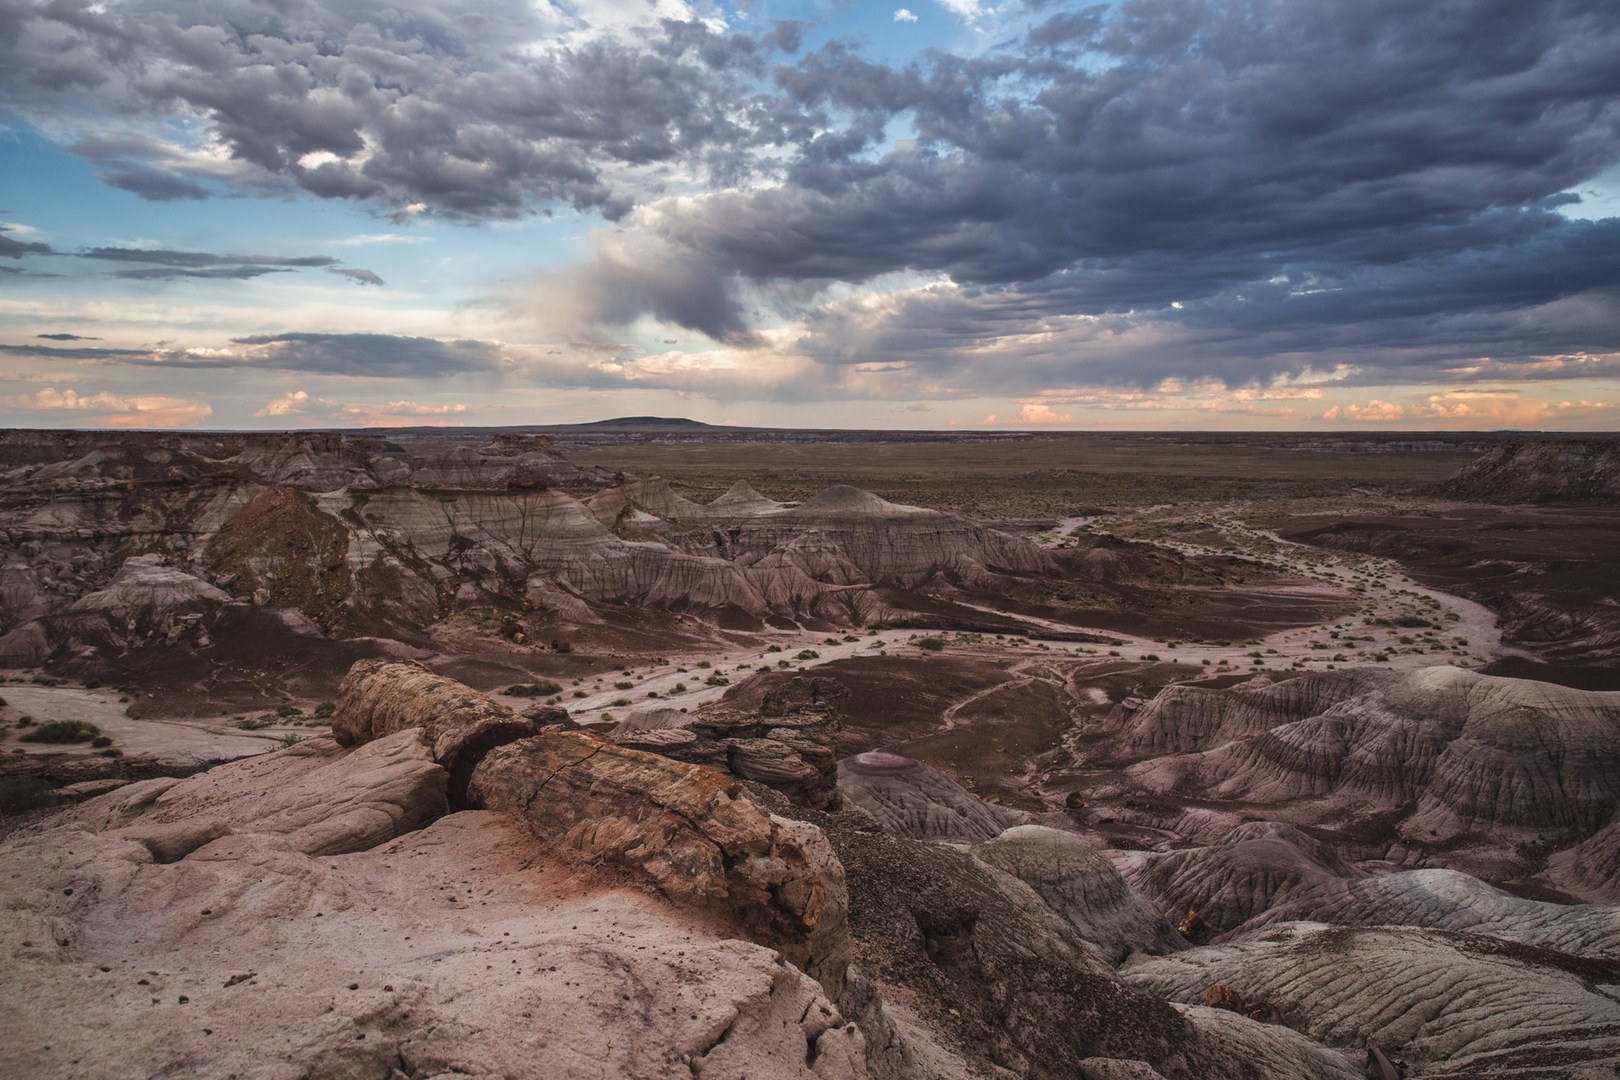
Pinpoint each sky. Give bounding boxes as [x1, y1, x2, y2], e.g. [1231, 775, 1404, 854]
[1, 0, 1618, 432]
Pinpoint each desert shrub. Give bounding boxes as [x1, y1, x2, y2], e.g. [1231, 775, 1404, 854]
[915, 637, 945, 652]
[795, 650, 820, 661]
[0, 776, 66, 816]
[765, 645, 783, 653]
[777, 660, 790, 668]
[673, 683, 686, 692]
[20, 720, 101, 744]
[91, 736, 113, 748]
[704, 674, 730, 687]
[275, 704, 303, 718]
[573, 690, 588, 698]
[823, 637, 842, 646]
[504, 679, 563, 697]
[83, 680, 101, 689]
[1392, 615, 1432, 628]
[612, 697, 632, 707]
[696, 661, 711, 669]
[647, 691, 659, 699]
[313, 701, 336, 719]
[275, 732, 306, 750]
[614, 681, 634, 690]
[30, 675, 66, 687]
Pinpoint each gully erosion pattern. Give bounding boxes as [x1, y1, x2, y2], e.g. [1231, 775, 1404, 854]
[2, 430, 1619, 1080]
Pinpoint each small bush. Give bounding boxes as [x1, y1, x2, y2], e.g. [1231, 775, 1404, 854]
[0, 696, 5, 707]
[83, 680, 101, 689]
[823, 637, 841, 646]
[614, 681, 634, 690]
[765, 645, 783, 653]
[704, 673, 730, 687]
[696, 661, 711, 669]
[915, 637, 946, 652]
[795, 650, 820, 661]
[16, 715, 33, 727]
[612, 697, 632, 707]
[91, 736, 113, 748]
[1392, 615, 1432, 628]
[20, 720, 101, 744]
[275, 732, 306, 750]
[573, 690, 588, 698]
[275, 704, 303, 718]
[98, 748, 123, 757]
[313, 701, 336, 719]
[504, 679, 564, 697]
[673, 682, 687, 692]
[647, 691, 659, 698]
[0, 776, 66, 815]
[777, 660, 790, 668]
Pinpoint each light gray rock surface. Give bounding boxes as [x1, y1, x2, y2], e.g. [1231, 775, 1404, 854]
[837, 751, 1031, 842]
[1121, 922, 1620, 1078]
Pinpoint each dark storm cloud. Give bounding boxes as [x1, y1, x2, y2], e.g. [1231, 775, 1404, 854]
[0, 332, 498, 377]
[329, 268, 386, 286]
[227, 332, 499, 376]
[111, 265, 293, 280]
[5, 0, 1620, 394]
[1, 0, 805, 218]
[96, 168, 212, 201]
[82, 248, 338, 268]
[0, 225, 52, 258]
[38, 333, 100, 340]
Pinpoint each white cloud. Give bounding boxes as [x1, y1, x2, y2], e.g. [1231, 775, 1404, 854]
[1, 387, 212, 427]
[894, 9, 919, 23]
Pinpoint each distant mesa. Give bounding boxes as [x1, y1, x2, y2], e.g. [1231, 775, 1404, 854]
[1441, 437, 1620, 504]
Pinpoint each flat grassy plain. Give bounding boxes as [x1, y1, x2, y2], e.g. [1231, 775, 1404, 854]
[569, 434, 1482, 516]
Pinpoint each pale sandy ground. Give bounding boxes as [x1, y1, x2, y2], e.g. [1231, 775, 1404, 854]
[0, 684, 289, 761]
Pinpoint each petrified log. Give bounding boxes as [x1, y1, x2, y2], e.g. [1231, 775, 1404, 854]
[467, 729, 848, 998]
[329, 659, 539, 802]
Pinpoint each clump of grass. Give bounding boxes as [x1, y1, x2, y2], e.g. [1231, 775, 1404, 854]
[503, 679, 563, 697]
[275, 732, 306, 750]
[795, 649, 820, 660]
[914, 637, 946, 652]
[20, 720, 101, 744]
[704, 673, 730, 687]
[313, 701, 336, 719]
[0, 776, 66, 816]
[612, 697, 632, 707]
[91, 735, 113, 748]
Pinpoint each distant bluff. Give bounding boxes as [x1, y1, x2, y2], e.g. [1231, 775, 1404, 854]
[1441, 438, 1620, 503]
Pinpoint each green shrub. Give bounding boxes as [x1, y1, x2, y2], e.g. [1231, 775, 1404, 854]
[696, 661, 711, 669]
[503, 679, 563, 697]
[275, 704, 303, 718]
[915, 637, 945, 652]
[275, 733, 306, 750]
[704, 673, 730, 687]
[83, 680, 101, 689]
[1392, 615, 1432, 628]
[573, 690, 588, 698]
[313, 701, 336, 719]
[0, 776, 66, 816]
[765, 645, 783, 653]
[795, 650, 820, 661]
[16, 715, 33, 727]
[614, 681, 634, 690]
[20, 720, 101, 744]
[673, 683, 686, 692]
[612, 697, 632, 707]
[91, 735, 112, 748]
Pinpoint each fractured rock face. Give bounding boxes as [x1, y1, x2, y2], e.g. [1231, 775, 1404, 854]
[613, 676, 848, 809]
[467, 728, 850, 999]
[1110, 667, 1620, 876]
[973, 826, 1185, 964]
[836, 751, 1030, 842]
[1121, 922, 1620, 1078]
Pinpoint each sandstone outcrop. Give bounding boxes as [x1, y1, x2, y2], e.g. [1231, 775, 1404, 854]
[613, 676, 847, 809]
[1121, 922, 1620, 1077]
[973, 826, 1186, 964]
[1441, 438, 1620, 503]
[1108, 667, 1620, 874]
[837, 750, 1031, 841]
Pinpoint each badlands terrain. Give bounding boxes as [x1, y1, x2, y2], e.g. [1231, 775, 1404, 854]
[2, 424, 1619, 1079]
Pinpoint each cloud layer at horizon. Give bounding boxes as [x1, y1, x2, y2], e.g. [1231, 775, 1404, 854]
[1, 0, 1618, 429]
